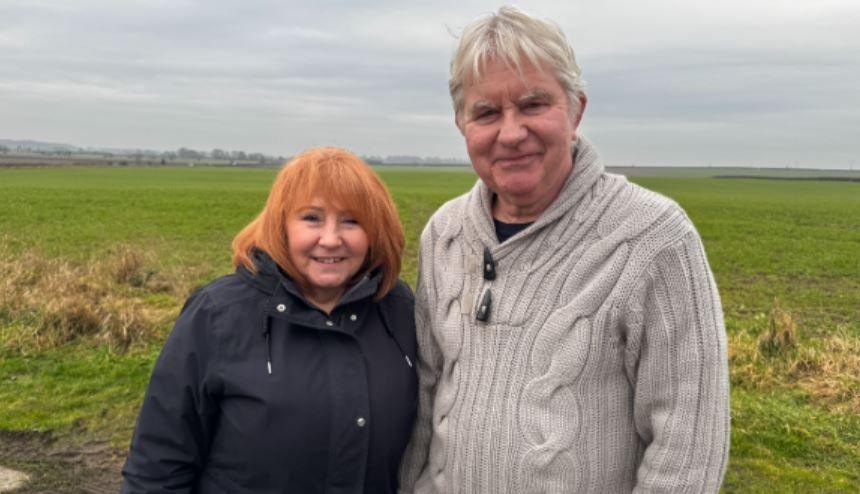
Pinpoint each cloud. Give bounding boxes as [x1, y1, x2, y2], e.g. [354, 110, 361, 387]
[0, 0, 857, 167]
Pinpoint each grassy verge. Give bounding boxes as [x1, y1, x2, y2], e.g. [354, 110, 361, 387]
[0, 342, 159, 446]
[1, 166, 858, 490]
[725, 388, 860, 492]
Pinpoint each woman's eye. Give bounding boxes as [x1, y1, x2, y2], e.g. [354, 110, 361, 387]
[301, 214, 321, 222]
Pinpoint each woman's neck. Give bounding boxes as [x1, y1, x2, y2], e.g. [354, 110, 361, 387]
[304, 287, 343, 315]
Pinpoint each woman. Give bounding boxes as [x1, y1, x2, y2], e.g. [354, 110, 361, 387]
[121, 148, 417, 493]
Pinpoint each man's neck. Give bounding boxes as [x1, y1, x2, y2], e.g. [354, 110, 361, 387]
[492, 183, 563, 223]
[492, 199, 544, 223]
[491, 161, 574, 223]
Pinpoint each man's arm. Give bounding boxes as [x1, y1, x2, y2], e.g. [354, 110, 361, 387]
[398, 225, 444, 492]
[624, 228, 730, 493]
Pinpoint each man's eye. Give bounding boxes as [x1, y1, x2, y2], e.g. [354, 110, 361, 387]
[522, 100, 547, 112]
[474, 110, 497, 121]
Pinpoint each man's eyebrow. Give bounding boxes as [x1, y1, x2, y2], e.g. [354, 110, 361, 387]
[468, 100, 497, 114]
[518, 88, 553, 103]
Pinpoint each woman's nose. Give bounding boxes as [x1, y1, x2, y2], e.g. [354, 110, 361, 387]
[318, 223, 343, 247]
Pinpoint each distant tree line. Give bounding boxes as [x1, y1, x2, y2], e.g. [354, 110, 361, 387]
[1, 144, 285, 164]
[171, 147, 278, 163]
[1, 141, 469, 167]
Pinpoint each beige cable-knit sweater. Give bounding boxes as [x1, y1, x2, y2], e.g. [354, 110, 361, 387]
[399, 138, 730, 493]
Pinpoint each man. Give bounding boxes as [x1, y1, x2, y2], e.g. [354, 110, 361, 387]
[399, 6, 729, 493]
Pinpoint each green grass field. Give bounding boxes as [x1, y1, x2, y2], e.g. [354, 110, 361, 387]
[1, 166, 858, 491]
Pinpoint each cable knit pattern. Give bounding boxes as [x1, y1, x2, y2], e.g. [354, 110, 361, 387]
[399, 137, 730, 494]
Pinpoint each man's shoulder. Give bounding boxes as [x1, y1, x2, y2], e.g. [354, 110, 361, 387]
[422, 188, 474, 239]
[601, 173, 695, 238]
[430, 189, 472, 221]
[604, 172, 681, 211]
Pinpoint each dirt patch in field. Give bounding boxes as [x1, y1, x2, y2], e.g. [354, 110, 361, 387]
[0, 431, 123, 493]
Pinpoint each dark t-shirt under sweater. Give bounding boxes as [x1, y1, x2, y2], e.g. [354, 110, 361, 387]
[493, 219, 532, 243]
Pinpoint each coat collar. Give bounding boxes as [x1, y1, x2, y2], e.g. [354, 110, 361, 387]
[236, 249, 380, 310]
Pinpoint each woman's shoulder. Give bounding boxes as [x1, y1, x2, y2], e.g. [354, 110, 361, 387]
[382, 279, 415, 304]
[167, 273, 265, 349]
[188, 272, 264, 310]
[376, 279, 416, 347]
[377, 279, 415, 325]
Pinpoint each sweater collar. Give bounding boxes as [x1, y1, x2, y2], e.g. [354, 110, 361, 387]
[465, 136, 605, 251]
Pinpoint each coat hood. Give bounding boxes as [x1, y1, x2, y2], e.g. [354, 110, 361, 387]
[236, 249, 381, 307]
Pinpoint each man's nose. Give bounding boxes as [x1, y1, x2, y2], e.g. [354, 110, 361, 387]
[497, 111, 527, 145]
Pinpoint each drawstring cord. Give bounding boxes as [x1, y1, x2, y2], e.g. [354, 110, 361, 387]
[376, 305, 413, 368]
[261, 280, 284, 376]
[262, 301, 273, 375]
[265, 333, 272, 375]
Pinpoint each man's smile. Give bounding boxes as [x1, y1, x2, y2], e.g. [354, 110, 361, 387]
[493, 152, 542, 168]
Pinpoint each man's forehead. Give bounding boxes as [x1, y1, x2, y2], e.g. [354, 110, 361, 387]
[467, 59, 556, 90]
[466, 85, 555, 108]
[471, 54, 551, 79]
[473, 53, 548, 77]
[470, 86, 553, 106]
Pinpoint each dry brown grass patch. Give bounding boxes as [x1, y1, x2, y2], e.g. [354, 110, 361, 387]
[729, 299, 860, 414]
[107, 245, 148, 285]
[789, 328, 860, 414]
[758, 298, 797, 356]
[0, 246, 198, 352]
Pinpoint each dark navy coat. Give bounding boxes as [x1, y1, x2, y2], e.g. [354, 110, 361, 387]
[121, 251, 418, 493]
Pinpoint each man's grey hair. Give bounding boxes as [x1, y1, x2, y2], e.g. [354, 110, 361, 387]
[450, 5, 586, 122]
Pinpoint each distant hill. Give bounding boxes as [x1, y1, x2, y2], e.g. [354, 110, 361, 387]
[0, 139, 78, 152]
[0, 137, 468, 165]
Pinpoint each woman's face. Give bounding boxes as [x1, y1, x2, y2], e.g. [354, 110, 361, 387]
[286, 199, 369, 309]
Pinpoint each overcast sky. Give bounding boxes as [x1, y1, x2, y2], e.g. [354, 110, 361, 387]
[1, 0, 857, 168]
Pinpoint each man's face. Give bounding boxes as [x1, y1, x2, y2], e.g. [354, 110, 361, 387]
[459, 58, 584, 220]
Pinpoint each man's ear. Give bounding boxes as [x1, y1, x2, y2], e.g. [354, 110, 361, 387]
[455, 113, 465, 136]
[571, 94, 587, 135]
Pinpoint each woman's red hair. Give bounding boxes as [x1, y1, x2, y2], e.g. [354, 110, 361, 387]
[232, 147, 404, 299]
